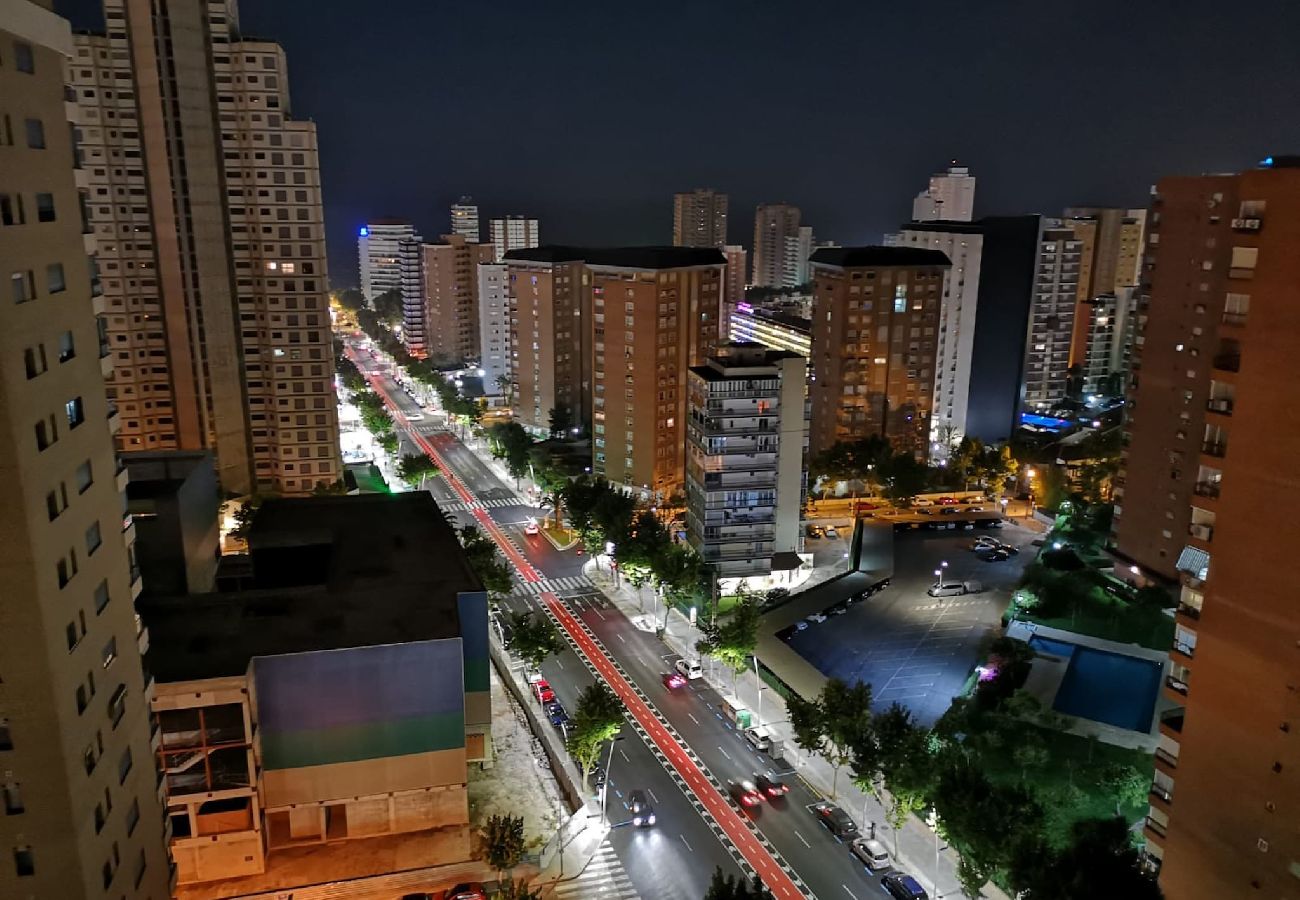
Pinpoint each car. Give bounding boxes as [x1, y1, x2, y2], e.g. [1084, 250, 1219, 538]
[754, 772, 789, 798]
[829, 603, 849, 616]
[805, 524, 824, 539]
[939, 507, 960, 515]
[881, 873, 930, 899]
[999, 542, 1020, 554]
[744, 726, 774, 752]
[674, 658, 703, 680]
[524, 521, 540, 536]
[444, 885, 488, 900]
[728, 779, 763, 807]
[627, 789, 656, 826]
[911, 498, 934, 507]
[530, 677, 555, 704]
[970, 536, 1000, 551]
[813, 801, 859, 841]
[405, 411, 424, 421]
[546, 702, 570, 730]
[966, 505, 986, 512]
[927, 582, 968, 598]
[661, 671, 687, 690]
[937, 496, 958, 505]
[850, 837, 892, 871]
[916, 508, 934, 516]
[805, 613, 828, 624]
[792, 620, 809, 632]
[982, 548, 1011, 562]
[825, 526, 840, 539]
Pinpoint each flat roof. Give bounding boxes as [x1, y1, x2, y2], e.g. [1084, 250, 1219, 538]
[141, 494, 482, 682]
[505, 245, 725, 269]
[810, 246, 951, 268]
[733, 304, 812, 333]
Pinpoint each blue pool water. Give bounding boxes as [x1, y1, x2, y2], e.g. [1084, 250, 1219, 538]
[1029, 636, 1162, 732]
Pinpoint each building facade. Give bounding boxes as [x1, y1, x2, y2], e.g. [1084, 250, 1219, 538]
[686, 345, 806, 580]
[1117, 160, 1299, 900]
[1020, 220, 1084, 408]
[358, 220, 418, 303]
[782, 225, 815, 288]
[419, 235, 495, 363]
[1, 5, 170, 896]
[912, 163, 976, 222]
[398, 237, 427, 356]
[70, 0, 341, 496]
[808, 247, 951, 459]
[752, 203, 801, 288]
[1078, 287, 1139, 396]
[673, 188, 728, 248]
[477, 262, 511, 394]
[728, 303, 812, 359]
[488, 215, 539, 263]
[1062, 207, 1147, 377]
[450, 196, 479, 242]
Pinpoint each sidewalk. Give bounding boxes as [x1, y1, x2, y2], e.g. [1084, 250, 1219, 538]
[584, 559, 1011, 900]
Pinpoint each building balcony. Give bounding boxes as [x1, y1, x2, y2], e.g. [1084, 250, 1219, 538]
[130, 565, 143, 601]
[1230, 216, 1262, 232]
[1188, 522, 1214, 544]
[1205, 397, 1233, 417]
[1164, 674, 1189, 700]
[700, 472, 778, 491]
[699, 544, 776, 563]
[1220, 310, 1248, 330]
[1176, 602, 1202, 625]
[1149, 783, 1174, 811]
[1159, 709, 1185, 738]
[1212, 352, 1241, 373]
[116, 457, 130, 492]
[1192, 481, 1220, 501]
[1144, 817, 1168, 844]
[1171, 636, 1196, 662]
[698, 526, 777, 543]
[1201, 441, 1227, 459]
[107, 402, 122, 435]
[692, 457, 779, 474]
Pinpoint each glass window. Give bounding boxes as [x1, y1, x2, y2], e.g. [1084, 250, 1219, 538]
[93, 579, 110, 614]
[85, 521, 102, 556]
[47, 263, 65, 294]
[24, 118, 44, 149]
[14, 41, 35, 73]
[35, 194, 54, 222]
[76, 460, 93, 493]
[13, 845, 34, 877]
[65, 396, 84, 428]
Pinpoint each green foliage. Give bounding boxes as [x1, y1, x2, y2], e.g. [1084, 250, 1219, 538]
[703, 868, 774, 900]
[372, 288, 403, 326]
[480, 814, 526, 879]
[878, 451, 931, 501]
[695, 598, 761, 674]
[809, 435, 890, 487]
[229, 493, 272, 540]
[335, 287, 365, 310]
[933, 760, 1045, 897]
[568, 683, 624, 789]
[785, 678, 876, 798]
[457, 525, 515, 595]
[396, 453, 439, 487]
[974, 636, 1036, 711]
[311, 479, 348, 496]
[1011, 816, 1163, 900]
[494, 878, 544, 900]
[950, 437, 1020, 494]
[547, 404, 574, 439]
[376, 432, 399, 454]
[487, 421, 536, 481]
[506, 611, 565, 671]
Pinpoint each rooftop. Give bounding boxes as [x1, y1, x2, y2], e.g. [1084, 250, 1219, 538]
[898, 220, 985, 235]
[505, 245, 725, 269]
[810, 246, 951, 268]
[140, 494, 482, 683]
[732, 303, 812, 333]
[690, 343, 804, 381]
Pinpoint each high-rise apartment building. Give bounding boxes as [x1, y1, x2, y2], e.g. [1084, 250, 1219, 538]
[1, 5, 169, 896]
[673, 189, 728, 248]
[403, 235, 495, 363]
[450, 196, 480, 242]
[477, 262, 510, 393]
[912, 162, 976, 222]
[504, 248, 592, 434]
[358, 219, 418, 303]
[752, 203, 801, 288]
[488, 215, 539, 263]
[1020, 220, 1085, 407]
[720, 244, 748, 338]
[782, 225, 815, 288]
[808, 247, 951, 459]
[686, 345, 807, 580]
[1061, 207, 1147, 376]
[70, 0, 341, 496]
[1078, 287, 1139, 396]
[1116, 160, 1299, 899]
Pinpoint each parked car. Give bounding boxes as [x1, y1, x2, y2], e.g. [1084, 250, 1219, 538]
[937, 496, 958, 505]
[546, 701, 569, 727]
[661, 671, 687, 690]
[728, 779, 763, 807]
[813, 801, 859, 841]
[966, 505, 986, 512]
[982, 548, 1011, 562]
[530, 677, 555, 704]
[444, 885, 488, 900]
[970, 536, 1000, 551]
[850, 837, 892, 871]
[805, 524, 824, 538]
[829, 603, 849, 616]
[744, 726, 774, 752]
[754, 772, 789, 798]
[627, 789, 656, 827]
[806, 613, 828, 624]
[911, 498, 934, 507]
[825, 526, 840, 539]
[939, 507, 960, 515]
[881, 873, 930, 899]
[998, 542, 1020, 554]
[675, 658, 703, 680]
[927, 580, 982, 597]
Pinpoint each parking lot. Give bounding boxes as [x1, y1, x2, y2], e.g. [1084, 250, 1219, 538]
[782, 522, 1037, 724]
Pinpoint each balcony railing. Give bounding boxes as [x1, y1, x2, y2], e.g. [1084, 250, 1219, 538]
[1201, 441, 1227, 458]
[1165, 675, 1189, 696]
[1188, 523, 1214, 542]
[1205, 398, 1234, 415]
[1149, 783, 1173, 804]
[1160, 710, 1185, 733]
[1221, 311, 1248, 326]
[1145, 817, 1168, 838]
[1176, 602, 1201, 621]
[1192, 481, 1220, 499]
[1212, 353, 1241, 372]
[1173, 638, 1196, 658]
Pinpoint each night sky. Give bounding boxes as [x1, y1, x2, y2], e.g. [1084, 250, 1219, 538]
[60, 0, 1300, 286]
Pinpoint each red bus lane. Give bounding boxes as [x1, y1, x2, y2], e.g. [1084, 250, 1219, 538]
[543, 593, 806, 900]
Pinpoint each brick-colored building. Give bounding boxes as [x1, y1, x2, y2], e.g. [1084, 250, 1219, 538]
[808, 247, 951, 460]
[673, 188, 728, 248]
[1114, 160, 1300, 898]
[420, 235, 495, 363]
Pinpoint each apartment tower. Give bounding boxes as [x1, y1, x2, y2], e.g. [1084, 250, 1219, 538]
[808, 247, 951, 459]
[450, 196, 479, 242]
[488, 215, 539, 263]
[1, 4, 169, 896]
[912, 162, 976, 222]
[752, 203, 801, 288]
[673, 188, 728, 248]
[477, 262, 510, 392]
[70, 0, 341, 495]
[1020, 220, 1085, 407]
[358, 219, 418, 303]
[1062, 207, 1147, 377]
[1117, 160, 1300, 899]
[412, 235, 494, 363]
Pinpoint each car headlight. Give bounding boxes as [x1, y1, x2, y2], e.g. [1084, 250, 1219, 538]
[632, 816, 643, 826]
[646, 814, 656, 825]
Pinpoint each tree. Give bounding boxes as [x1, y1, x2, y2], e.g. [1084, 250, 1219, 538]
[1012, 816, 1163, 900]
[229, 493, 271, 541]
[878, 452, 930, 501]
[487, 421, 536, 485]
[695, 599, 761, 682]
[376, 431, 399, 455]
[872, 704, 935, 858]
[480, 814, 525, 883]
[703, 868, 774, 900]
[457, 525, 515, 595]
[1012, 733, 1050, 783]
[396, 453, 439, 487]
[933, 760, 1045, 899]
[1097, 763, 1152, 817]
[311, 479, 349, 496]
[372, 288, 403, 326]
[548, 404, 574, 439]
[567, 683, 624, 791]
[787, 678, 876, 799]
[506, 612, 565, 672]
[494, 372, 514, 404]
[335, 287, 365, 310]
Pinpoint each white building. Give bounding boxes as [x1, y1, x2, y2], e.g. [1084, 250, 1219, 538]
[686, 344, 807, 583]
[1022, 220, 1084, 407]
[1080, 286, 1139, 396]
[359, 220, 418, 303]
[488, 216, 540, 263]
[912, 163, 976, 222]
[451, 196, 480, 242]
[477, 262, 511, 393]
[889, 223, 984, 458]
[782, 225, 814, 287]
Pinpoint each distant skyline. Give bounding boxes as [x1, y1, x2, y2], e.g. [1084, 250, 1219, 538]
[60, 0, 1300, 285]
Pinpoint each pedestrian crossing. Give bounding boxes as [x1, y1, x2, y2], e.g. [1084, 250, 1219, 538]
[550, 839, 640, 900]
[513, 575, 594, 596]
[437, 497, 532, 513]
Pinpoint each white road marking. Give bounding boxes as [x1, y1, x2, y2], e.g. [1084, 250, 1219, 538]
[679, 834, 693, 852]
[794, 830, 810, 848]
[615, 633, 626, 643]
[555, 658, 565, 670]
[718, 747, 732, 761]
[618, 749, 630, 763]
[593, 609, 606, 620]
[687, 713, 700, 725]
[647, 789, 660, 804]
[842, 885, 860, 900]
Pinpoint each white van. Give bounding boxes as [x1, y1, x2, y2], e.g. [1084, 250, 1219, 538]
[927, 580, 982, 598]
[744, 726, 774, 752]
[675, 658, 703, 680]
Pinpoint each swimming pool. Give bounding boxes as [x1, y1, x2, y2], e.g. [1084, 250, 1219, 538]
[1028, 636, 1163, 732]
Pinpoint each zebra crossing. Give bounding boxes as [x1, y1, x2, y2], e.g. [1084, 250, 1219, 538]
[550, 839, 640, 900]
[437, 497, 532, 513]
[512, 575, 594, 596]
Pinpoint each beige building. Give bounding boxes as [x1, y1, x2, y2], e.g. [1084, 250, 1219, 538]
[1, 3, 170, 897]
[673, 188, 728, 248]
[422, 235, 495, 363]
[808, 247, 951, 459]
[752, 203, 801, 288]
[1062, 207, 1147, 371]
[69, 0, 341, 496]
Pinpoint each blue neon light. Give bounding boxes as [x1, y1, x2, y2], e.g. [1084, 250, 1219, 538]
[359, 226, 369, 237]
[1261, 156, 1275, 168]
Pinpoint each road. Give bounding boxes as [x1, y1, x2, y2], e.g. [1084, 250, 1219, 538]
[346, 339, 904, 899]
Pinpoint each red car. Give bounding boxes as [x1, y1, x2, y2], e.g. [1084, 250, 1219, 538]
[531, 678, 555, 704]
[728, 780, 763, 807]
[661, 671, 687, 690]
[937, 496, 958, 505]
[444, 884, 487, 900]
